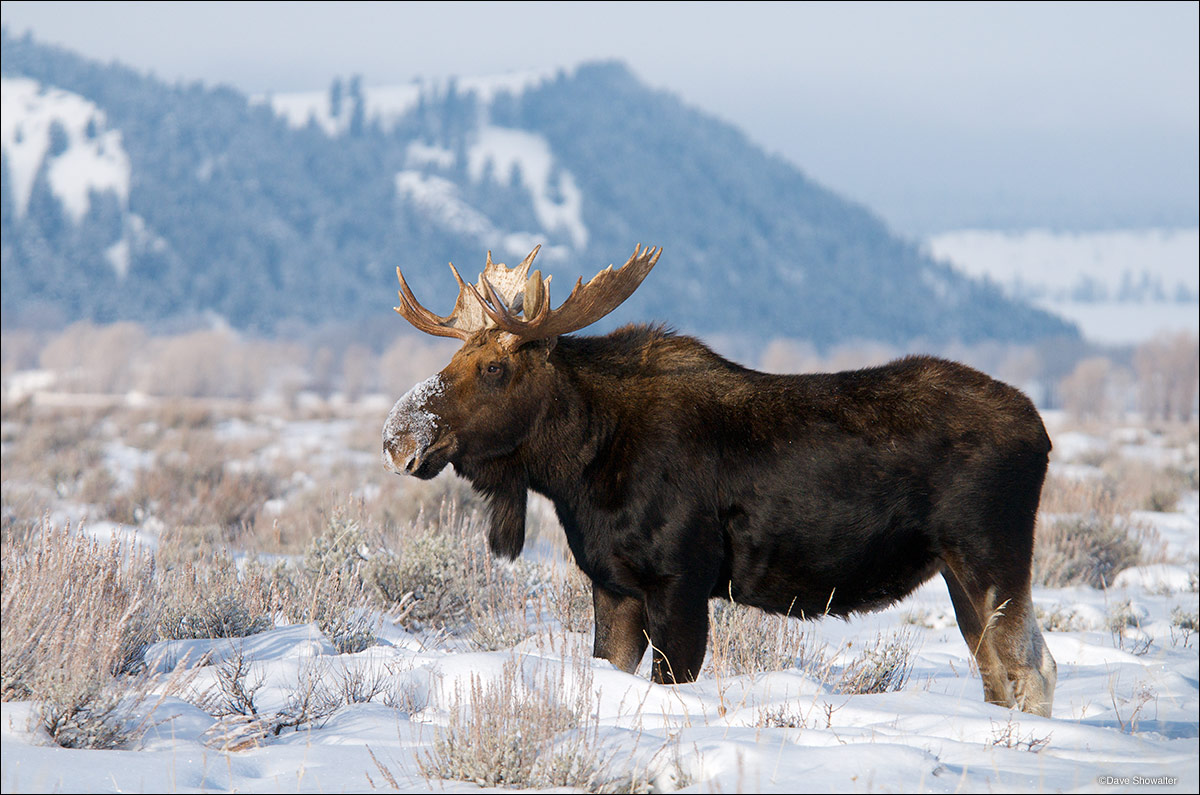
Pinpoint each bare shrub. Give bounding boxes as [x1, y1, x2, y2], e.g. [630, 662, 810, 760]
[834, 629, 919, 695]
[1036, 604, 1093, 633]
[1035, 475, 1162, 588]
[303, 512, 372, 577]
[305, 501, 534, 641]
[1060, 356, 1121, 421]
[121, 427, 278, 539]
[302, 509, 471, 631]
[1, 522, 156, 748]
[705, 599, 814, 678]
[1133, 333, 1199, 421]
[194, 652, 343, 750]
[420, 658, 625, 791]
[1, 406, 106, 503]
[282, 568, 376, 655]
[153, 549, 275, 641]
[138, 330, 259, 399]
[989, 716, 1051, 752]
[756, 704, 811, 729]
[195, 647, 266, 720]
[340, 343, 377, 402]
[465, 557, 538, 651]
[1, 328, 43, 378]
[332, 662, 393, 705]
[1105, 458, 1193, 514]
[1170, 607, 1197, 647]
[541, 563, 595, 635]
[378, 333, 460, 400]
[1034, 514, 1146, 588]
[37, 321, 99, 389]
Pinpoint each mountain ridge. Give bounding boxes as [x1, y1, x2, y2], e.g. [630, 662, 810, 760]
[1, 31, 1077, 349]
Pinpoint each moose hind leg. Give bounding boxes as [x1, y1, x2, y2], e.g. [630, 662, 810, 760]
[948, 568, 1056, 717]
[592, 583, 649, 674]
[992, 598, 1056, 717]
[942, 568, 1014, 708]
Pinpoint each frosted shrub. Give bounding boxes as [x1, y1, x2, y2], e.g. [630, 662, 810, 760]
[1170, 607, 1197, 647]
[541, 562, 595, 634]
[302, 505, 492, 633]
[1, 523, 157, 748]
[158, 594, 273, 641]
[303, 513, 370, 576]
[154, 551, 275, 641]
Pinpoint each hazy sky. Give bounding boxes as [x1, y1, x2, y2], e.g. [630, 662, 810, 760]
[2, 1, 1197, 234]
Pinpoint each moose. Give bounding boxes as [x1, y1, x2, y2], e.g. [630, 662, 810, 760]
[382, 245, 1057, 717]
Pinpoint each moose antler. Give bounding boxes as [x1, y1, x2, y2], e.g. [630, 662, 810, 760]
[394, 245, 661, 343]
[393, 246, 548, 340]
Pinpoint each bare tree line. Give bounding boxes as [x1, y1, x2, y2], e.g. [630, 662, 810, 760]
[2, 322, 1196, 420]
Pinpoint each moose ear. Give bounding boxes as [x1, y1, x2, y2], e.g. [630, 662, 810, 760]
[528, 336, 557, 360]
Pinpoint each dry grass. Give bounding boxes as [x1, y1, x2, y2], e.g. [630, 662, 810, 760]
[1034, 515, 1148, 589]
[1106, 458, 1195, 513]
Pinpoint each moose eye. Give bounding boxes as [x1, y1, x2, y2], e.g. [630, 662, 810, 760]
[484, 362, 506, 378]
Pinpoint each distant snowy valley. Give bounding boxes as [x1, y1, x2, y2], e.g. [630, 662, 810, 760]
[927, 228, 1199, 346]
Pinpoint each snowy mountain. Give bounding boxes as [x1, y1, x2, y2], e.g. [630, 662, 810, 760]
[1, 31, 1076, 348]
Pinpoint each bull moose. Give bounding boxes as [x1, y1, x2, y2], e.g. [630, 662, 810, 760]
[382, 244, 1057, 717]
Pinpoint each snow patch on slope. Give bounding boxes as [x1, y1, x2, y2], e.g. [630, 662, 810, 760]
[468, 125, 588, 250]
[395, 171, 495, 240]
[394, 169, 572, 262]
[1, 76, 131, 223]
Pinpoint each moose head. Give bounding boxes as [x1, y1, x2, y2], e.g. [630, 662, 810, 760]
[382, 244, 661, 483]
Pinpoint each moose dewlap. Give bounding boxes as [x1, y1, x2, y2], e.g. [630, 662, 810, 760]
[382, 244, 1057, 717]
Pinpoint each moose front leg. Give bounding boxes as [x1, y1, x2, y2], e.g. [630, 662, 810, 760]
[592, 583, 648, 674]
[644, 583, 710, 684]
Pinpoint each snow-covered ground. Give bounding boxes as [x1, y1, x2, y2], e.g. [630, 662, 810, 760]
[927, 228, 1199, 346]
[2, 407, 1197, 793]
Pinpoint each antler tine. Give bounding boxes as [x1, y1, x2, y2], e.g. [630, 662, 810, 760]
[516, 244, 542, 273]
[495, 244, 661, 341]
[481, 277, 518, 322]
[393, 266, 475, 340]
[462, 277, 521, 333]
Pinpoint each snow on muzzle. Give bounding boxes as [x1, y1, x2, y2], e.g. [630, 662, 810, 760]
[382, 374, 447, 476]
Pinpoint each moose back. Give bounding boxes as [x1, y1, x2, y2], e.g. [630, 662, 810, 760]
[382, 245, 1057, 717]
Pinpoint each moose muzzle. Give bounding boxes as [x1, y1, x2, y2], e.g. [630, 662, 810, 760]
[382, 374, 449, 478]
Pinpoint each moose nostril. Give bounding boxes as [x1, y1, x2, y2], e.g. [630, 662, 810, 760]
[383, 437, 416, 475]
